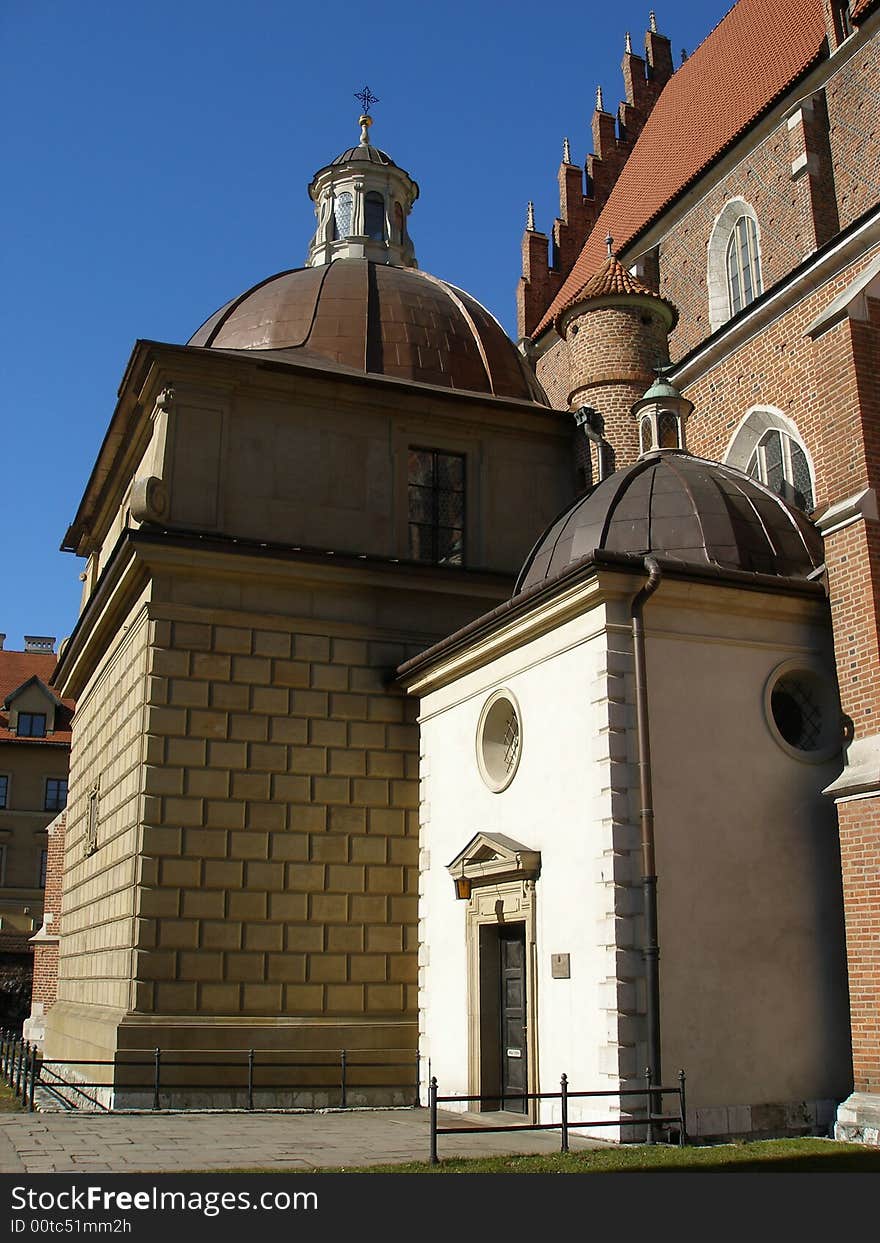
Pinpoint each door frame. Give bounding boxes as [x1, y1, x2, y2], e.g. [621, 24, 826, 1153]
[465, 878, 539, 1121]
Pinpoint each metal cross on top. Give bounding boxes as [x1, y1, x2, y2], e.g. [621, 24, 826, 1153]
[354, 86, 379, 115]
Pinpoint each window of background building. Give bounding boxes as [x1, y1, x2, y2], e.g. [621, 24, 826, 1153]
[39, 849, 48, 888]
[17, 713, 47, 738]
[45, 778, 68, 812]
[408, 448, 465, 565]
[364, 192, 385, 241]
[834, 1, 854, 42]
[726, 215, 763, 316]
[0, 844, 6, 885]
[333, 191, 353, 241]
[0, 775, 8, 809]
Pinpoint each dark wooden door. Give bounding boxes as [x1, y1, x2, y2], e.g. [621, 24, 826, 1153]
[499, 926, 527, 1113]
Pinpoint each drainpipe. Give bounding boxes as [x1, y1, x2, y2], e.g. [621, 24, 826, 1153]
[630, 555, 663, 1106]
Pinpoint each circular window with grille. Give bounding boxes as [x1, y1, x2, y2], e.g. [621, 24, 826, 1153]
[764, 660, 840, 762]
[477, 690, 522, 792]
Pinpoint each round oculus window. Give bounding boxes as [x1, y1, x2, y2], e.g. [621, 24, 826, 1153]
[476, 691, 522, 792]
[764, 661, 840, 762]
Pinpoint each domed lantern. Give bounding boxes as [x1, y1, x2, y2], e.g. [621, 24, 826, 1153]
[631, 366, 695, 456]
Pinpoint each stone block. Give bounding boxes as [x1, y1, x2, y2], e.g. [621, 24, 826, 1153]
[210, 683, 249, 711]
[285, 922, 323, 951]
[158, 919, 200, 949]
[152, 648, 190, 678]
[367, 696, 404, 724]
[169, 679, 210, 708]
[205, 800, 246, 830]
[270, 832, 310, 862]
[326, 925, 364, 952]
[226, 953, 266, 981]
[389, 838, 418, 865]
[201, 920, 242, 949]
[332, 638, 368, 665]
[136, 950, 177, 980]
[267, 953, 307, 982]
[139, 888, 180, 918]
[181, 890, 226, 919]
[207, 740, 248, 769]
[366, 925, 403, 952]
[328, 806, 366, 834]
[350, 836, 387, 864]
[199, 984, 240, 1012]
[228, 891, 268, 921]
[251, 686, 290, 716]
[189, 710, 229, 740]
[389, 955, 417, 983]
[312, 776, 350, 805]
[188, 769, 231, 799]
[232, 655, 272, 684]
[232, 772, 271, 801]
[310, 834, 348, 863]
[174, 622, 212, 651]
[179, 951, 224, 980]
[289, 863, 326, 891]
[349, 666, 386, 693]
[327, 864, 366, 891]
[156, 982, 198, 1011]
[213, 626, 252, 654]
[349, 955, 387, 982]
[291, 689, 328, 717]
[311, 663, 349, 691]
[367, 751, 405, 778]
[352, 777, 389, 806]
[191, 652, 232, 681]
[273, 660, 311, 689]
[148, 706, 188, 736]
[229, 831, 270, 860]
[365, 984, 403, 1012]
[270, 716, 309, 745]
[325, 985, 365, 1013]
[245, 860, 285, 890]
[253, 630, 291, 659]
[248, 802, 287, 831]
[203, 860, 243, 889]
[390, 896, 417, 922]
[284, 985, 324, 1012]
[349, 721, 386, 749]
[309, 719, 347, 747]
[245, 923, 284, 952]
[308, 954, 348, 983]
[351, 895, 387, 923]
[330, 693, 368, 721]
[368, 808, 406, 836]
[272, 774, 311, 802]
[228, 713, 268, 742]
[310, 893, 348, 923]
[160, 858, 202, 888]
[368, 866, 405, 895]
[295, 635, 330, 662]
[292, 745, 327, 774]
[270, 894, 309, 924]
[144, 765, 184, 797]
[329, 748, 366, 775]
[243, 984, 284, 1011]
[163, 796, 204, 828]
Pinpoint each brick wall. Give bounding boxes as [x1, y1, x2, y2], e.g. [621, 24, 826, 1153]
[135, 616, 420, 1020]
[836, 794, 880, 1094]
[29, 811, 66, 1017]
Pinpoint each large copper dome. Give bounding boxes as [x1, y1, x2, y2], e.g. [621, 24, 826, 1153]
[188, 259, 546, 403]
[515, 450, 824, 592]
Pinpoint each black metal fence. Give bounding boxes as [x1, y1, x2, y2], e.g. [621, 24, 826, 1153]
[428, 1068, 688, 1162]
[0, 1030, 419, 1112]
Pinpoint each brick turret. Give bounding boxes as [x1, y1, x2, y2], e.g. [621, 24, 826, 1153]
[556, 247, 678, 471]
[517, 15, 675, 338]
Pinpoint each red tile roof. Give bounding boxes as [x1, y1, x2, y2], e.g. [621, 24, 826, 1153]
[535, 0, 828, 337]
[554, 253, 678, 329]
[0, 650, 73, 745]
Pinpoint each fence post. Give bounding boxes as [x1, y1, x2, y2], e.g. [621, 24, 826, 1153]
[414, 1051, 420, 1108]
[152, 1048, 161, 1111]
[429, 1076, 439, 1165]
[340, 1049, 347, 1109]
[15, 1040, 25, 1100]
[247, 1049, 255, 1111]
[28, 1046, 38, 1112]
[560, 1074, 569, 1153]
[645, 1065, 655, 1145]
[0, 1030, 7, 1079]
[678, 1069, 688, 1147]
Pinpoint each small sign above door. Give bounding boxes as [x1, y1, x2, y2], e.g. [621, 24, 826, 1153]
[551, 953, 570, 979]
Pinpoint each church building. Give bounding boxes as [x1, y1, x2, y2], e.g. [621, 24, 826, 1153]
[34, 0, 880, 1144]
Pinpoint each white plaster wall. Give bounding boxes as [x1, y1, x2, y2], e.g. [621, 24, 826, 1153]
[418, 604, 624, 1128]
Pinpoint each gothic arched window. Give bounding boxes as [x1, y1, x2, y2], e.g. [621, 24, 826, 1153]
[364, 192, 385, 242]
[726, 214, 762, 317]
[707, 199, 763, 330]
[724, 408, 815, 512]
[333, 192, 353, 240]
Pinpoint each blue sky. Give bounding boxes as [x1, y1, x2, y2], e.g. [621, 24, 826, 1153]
[1, 0, 720, 652]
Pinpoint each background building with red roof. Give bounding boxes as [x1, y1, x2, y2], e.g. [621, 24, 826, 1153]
[0, 635, 72, 1030]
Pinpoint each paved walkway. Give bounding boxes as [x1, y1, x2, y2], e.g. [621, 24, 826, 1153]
[0, 1108, 598, 1174]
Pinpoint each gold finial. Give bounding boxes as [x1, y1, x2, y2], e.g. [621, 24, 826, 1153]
[359, 113, 373, 145]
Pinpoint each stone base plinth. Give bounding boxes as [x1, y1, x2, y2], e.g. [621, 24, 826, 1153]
[834, 1092, 880, 1146]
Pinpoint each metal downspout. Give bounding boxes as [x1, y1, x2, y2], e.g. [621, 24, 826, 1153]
[630, 554, 663, 1120]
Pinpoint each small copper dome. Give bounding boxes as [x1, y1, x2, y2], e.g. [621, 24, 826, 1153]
[188, 259, 546, 403]
[515, 450, 823, 592]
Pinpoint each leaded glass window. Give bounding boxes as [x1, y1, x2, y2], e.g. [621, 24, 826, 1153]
[364, 192, 385, 242]
[771, 674, 823, 751]
[658, 412, 680, 449]
[333, 192, 353, 241]
[408, 449, 465, 566]
[746, 428, 814, 511]
[726, 215, 762, 316]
